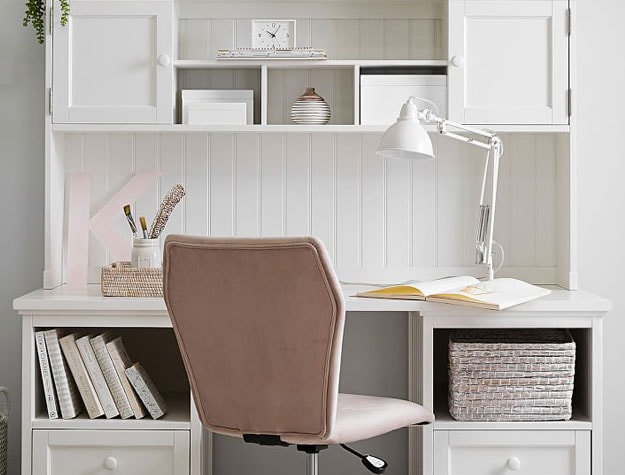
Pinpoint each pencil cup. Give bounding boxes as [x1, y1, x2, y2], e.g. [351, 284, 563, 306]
[131, 238, 161, 268]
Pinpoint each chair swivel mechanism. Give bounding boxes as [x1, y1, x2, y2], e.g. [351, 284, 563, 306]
[163, 235, 433, 475]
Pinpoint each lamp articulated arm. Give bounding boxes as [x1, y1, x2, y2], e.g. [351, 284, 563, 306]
[418, 108, 504, 281]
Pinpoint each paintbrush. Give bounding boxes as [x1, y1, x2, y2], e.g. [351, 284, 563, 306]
[139, 216, 149, 239]
[148, 184, 186, 239]
[123, 204, 138, 237]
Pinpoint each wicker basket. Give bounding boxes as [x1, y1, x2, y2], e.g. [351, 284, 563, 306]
[101, 262, 163, 297]
[448, 329, 575, 421]
[0, 387, 9, 475]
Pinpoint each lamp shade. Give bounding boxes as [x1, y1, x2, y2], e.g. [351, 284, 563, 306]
[376, 98, 434, 160]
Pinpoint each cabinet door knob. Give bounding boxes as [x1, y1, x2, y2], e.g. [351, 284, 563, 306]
[451, 55, 464, 67]
[158, 54, 171, 66]
[506, 457, 521, 471]
[103, 456, 118, 470]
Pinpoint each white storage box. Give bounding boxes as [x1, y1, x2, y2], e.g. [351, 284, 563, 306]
[181, 90, 254, 125]
[360, 74, 446, 125]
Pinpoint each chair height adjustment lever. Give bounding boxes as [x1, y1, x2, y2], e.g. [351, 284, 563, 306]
[340, 444, 388, 474]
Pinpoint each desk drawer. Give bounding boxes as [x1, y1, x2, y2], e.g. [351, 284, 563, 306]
[32, 430, 189, 475]
[434, 430, 590, 475]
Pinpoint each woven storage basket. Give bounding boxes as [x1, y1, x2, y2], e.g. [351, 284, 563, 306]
[0, 387, 9, 475]
[448, 329, 575, 421]
[101, 262, 163, 297]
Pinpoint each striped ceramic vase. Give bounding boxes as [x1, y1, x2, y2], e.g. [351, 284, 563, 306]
[290, 87, 331, 125]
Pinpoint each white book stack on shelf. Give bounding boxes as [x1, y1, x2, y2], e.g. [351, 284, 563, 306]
[90, 332, 134, 419]
[106, 337, 146, 419]
[34, 331, 58, 419]
[43, 329, 82, 419]
[125, 362, 168, 419]
[59, 333, 105, 419]
[76, 334, 119, 419]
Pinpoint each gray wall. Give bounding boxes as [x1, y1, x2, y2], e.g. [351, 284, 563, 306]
[0, 1, 45, 474]
[1, 1, 623, 474]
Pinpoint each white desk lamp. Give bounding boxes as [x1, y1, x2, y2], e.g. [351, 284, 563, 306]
[376, 97, 504, 281]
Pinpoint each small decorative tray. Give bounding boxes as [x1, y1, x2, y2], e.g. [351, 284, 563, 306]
[101, 261, 163, 297]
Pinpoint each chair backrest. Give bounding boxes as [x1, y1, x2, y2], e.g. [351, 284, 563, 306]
[163, 235, 345, 442]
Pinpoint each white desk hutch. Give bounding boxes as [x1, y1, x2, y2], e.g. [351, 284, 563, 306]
[14, 1, 611, 475]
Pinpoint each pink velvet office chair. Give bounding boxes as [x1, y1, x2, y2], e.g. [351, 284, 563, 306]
[163, 235, 433, 475]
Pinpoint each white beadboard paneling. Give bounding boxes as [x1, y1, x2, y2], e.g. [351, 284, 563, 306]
[384, 20, 411, 60]
[410, 19, 442, 60]
[63, 131, 563, 284]
[335, 134, 361, 270]
[235, 133, 260, 236]
[285, 133, 311, 235]
[310, 19, 334, 55]
[209, 133, 235, 236]
[510, 135, 537, 267]
[260, 134, 285, 235]
[535, 134, 557, 267]
[310, 134, 336, 260]
[266, 69, 285, 125]
[385, 145, 412, 267]
[333, 20, 359, 59]
[359, 20, 384, 60]
[158, 134, 185, 237]
[64, 134, 83, 174]
[83, 134, 109, 281]
[108, 134, 135, 264]
[411, 135, 437, 268]
[436, 137, 462, 267]
[210, 20, 236, 58]
[180, 20, 210, 59]
[361, 134, 385, 268]
[183, 134, 209, 235]
[134, 134, 160, 230]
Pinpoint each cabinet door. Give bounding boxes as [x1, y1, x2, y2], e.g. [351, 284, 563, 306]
[433, 430, 590, 475]
[32, 430, 190, 475]
[448, 0, 569, 125]
[52, 1, 173, 124]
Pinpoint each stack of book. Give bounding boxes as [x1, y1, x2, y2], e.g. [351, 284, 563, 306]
[35, 330, 168, 420]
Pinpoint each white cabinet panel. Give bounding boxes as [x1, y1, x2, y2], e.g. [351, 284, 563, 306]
[434, 430, 590, 475]
[448, 0, 569, 125]
[32, 430, 189, 475]
[53, 1, 173, 124]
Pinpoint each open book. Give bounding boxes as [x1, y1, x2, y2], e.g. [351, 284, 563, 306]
[356, 276, 551, 310]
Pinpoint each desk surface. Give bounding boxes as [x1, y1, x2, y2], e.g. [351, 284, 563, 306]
[14, 284, 612, 315]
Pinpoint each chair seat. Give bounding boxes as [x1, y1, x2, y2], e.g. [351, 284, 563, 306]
[282, 393, 434, 445]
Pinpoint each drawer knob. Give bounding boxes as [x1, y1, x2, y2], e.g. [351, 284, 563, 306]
[506, 457, 521, 471]
[451, 55, 464, 67]
[103, 456, 118, 470]
[158, 54, 171, 67]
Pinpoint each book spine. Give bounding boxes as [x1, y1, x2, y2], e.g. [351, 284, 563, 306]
[59, 333, 104, 419]
[34, 331, 59, 419]
[43, 329, 82, 419]
[106, 337, 146, 419]
[76, 335, 119, 419]
[90, 333, 134, 419]
[125, 363, 168, 420]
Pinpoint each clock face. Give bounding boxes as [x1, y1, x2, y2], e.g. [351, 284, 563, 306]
[251, 20, 296, 49]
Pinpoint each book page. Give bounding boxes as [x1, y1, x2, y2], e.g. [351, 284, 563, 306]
[429, 278, 551, 310]
[357, 275, 479, 299]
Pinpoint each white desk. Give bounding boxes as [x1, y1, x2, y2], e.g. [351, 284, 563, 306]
[14, 285, 610, 475]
